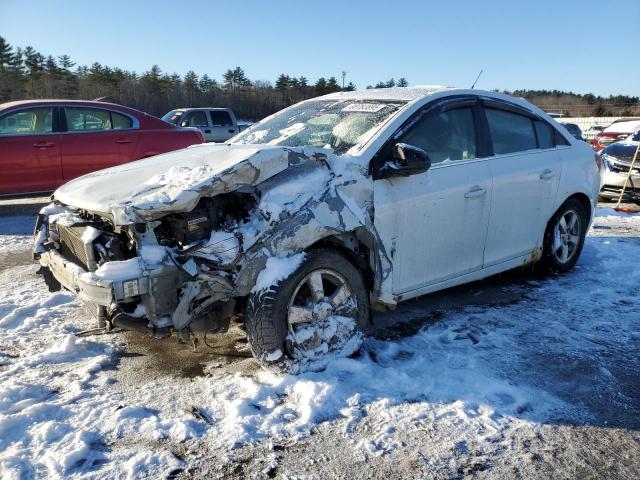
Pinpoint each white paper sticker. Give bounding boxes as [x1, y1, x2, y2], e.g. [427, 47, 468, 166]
[123, 279, 139, 297]
[342, 103, 386, 113]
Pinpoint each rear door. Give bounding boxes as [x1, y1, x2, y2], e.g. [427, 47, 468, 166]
[0, 106, 63, 194]
[481, 103, 562, 266]
[209, 110, 238, 142]
[181, 110, 213, 141]
[60, 107, 139, 181]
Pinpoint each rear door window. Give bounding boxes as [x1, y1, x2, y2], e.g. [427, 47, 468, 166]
[210, 110, 233, 126]
[65, 108, 112, 131]
[485, 108, 537, 154]
[0, 108, 53, 135]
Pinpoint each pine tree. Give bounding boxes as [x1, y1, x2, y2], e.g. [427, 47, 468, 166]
[183, 70, 199, 106]
[397, 77, 408, 87]
[0, 36, 12, 70]
[315, 77, 327, 95]
[326, 76, 340, 93]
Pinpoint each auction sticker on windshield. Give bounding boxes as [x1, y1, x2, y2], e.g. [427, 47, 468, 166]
[342, 103, 386, 113]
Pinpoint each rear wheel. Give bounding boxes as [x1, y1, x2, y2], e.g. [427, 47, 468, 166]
[540, 198, 588, 272]
[245, 249, 370, 373]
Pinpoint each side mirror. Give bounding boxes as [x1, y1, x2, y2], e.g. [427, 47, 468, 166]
[180, 120, 189, 128]
[381, 143, 431, 178]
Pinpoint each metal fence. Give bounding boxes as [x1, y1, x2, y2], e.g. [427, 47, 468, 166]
[555, 117, 622, 131]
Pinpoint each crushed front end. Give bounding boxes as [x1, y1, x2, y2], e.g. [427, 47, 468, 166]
[33, 197, 251, 339]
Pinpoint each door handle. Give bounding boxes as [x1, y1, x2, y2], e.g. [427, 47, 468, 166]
[33, 142, 55, 149]
[228, 129, 235, 133]
[465, 186, 487, 198]
[204, 129, 211, 134]
[115, 138, 132, 144]
[540, 169, 556, 180]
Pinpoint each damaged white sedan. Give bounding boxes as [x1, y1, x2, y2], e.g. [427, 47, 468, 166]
[33, 86, 601, 372]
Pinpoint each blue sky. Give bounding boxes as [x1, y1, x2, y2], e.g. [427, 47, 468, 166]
[1, 0, 637, 96]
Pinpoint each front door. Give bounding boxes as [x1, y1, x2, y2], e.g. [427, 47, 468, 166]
[0, 107, 63, 194]
[373, 103, 493, 294]
[182, 110, 214, 142]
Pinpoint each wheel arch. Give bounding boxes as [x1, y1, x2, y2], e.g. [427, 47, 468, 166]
[304, 228, 377, 295]
[557, 192, 593, 225]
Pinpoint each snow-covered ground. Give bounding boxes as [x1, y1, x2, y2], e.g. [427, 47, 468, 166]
[0, 209, 639, 479]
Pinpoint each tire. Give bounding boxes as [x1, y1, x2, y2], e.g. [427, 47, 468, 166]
[540, 198, 588, 273]
[245, 249, 370, 373]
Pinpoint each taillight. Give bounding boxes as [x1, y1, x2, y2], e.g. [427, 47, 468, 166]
[595, 153, 603, 170]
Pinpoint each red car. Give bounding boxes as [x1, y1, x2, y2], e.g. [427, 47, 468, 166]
[0, 100, 204, 195]
[592, 118, 640, 151]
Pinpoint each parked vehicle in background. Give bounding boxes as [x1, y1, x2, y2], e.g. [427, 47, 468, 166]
[34, 86, 601, 372]
[583, 125, 605, 141]
[600, 129, 640, 199]
[0, 100, 204, 195]
[562, 123, 583, 141]
[162, 108, 240, 142]
[593, 118, 640, 150]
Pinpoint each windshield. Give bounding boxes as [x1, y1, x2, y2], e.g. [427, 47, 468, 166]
[161, 110, 183, 125]
[231, 99, 406, 155]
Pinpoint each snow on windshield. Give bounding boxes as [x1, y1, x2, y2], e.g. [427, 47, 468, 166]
[232, 100, 406, 155]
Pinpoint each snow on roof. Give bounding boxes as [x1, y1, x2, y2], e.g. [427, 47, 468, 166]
[321, 85, 453, 102]
[604, 119, 640, 134]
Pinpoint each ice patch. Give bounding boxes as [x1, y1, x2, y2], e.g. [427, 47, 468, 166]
[80, 226, 101, 243]
[92, 257, 142, 281]
[139, 245, 168, 265]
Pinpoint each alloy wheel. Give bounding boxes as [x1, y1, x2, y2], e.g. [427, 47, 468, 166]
[286, 269, 359, 358]
[552, 209, 581, 264]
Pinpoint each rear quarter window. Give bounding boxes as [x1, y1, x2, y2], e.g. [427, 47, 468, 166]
[534, 120, 554, 149]
[112, 112, 133, 129]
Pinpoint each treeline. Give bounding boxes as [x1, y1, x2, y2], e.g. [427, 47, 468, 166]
[2, 36, 638, 119]
[507, 89, 640, 117]
[0, 37, 408, 120]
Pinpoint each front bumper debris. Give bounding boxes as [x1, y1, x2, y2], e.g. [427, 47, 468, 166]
[38, 250, 150, 307]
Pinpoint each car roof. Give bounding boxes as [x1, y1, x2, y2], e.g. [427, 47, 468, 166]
[170, 107, 231, 112]
[604, 119, 640, 133]
[321, 85, 452, 102]
[0, 99, 140, 114]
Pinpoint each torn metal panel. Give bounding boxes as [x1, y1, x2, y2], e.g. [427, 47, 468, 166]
[52, 145, 331, 226]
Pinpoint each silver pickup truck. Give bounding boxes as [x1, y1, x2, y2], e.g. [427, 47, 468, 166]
[162, 108, 241, 142]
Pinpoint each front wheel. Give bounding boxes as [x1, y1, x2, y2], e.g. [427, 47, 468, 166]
[245, 249, 370, 373]
[540, 198, 588, 272]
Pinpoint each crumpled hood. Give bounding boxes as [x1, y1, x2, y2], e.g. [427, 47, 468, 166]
[54, 143, 331, 225]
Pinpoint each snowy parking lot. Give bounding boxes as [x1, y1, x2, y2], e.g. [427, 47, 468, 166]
[0, 209, 639, 479]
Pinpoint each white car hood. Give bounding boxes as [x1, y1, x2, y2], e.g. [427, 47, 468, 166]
[54, 143, 331, 225]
